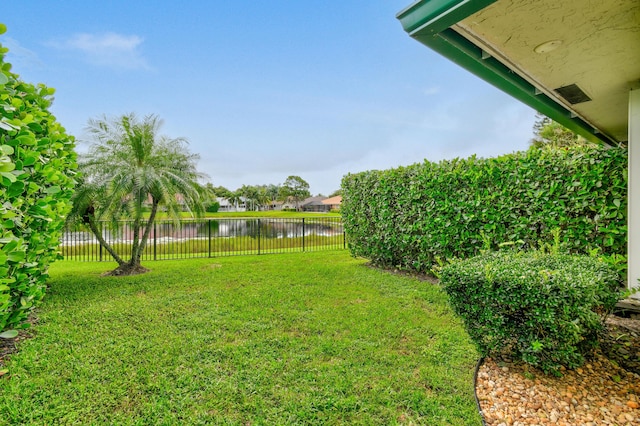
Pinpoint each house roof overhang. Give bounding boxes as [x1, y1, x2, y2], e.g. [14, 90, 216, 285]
[397, 0, 640, 146]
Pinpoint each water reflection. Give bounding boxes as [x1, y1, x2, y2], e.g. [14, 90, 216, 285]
[63, 218, 344, 245]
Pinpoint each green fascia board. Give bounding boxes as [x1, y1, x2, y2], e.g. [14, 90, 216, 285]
[397, 0, 617, 146]
[397, 0, 497, 36]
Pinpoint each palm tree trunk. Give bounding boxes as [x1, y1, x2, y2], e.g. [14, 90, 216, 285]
[129, 190, 150, 266]
[87, 217, 126, 266]
[129, 217, 142, 267]
[135, 199, 159, 265]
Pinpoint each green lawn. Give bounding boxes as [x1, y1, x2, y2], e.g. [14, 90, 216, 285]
[0, 252, 480, 425]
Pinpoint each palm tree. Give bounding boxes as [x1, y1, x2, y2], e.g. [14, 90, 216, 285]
[227, 191, 244, 211]
[69, 113, 207, 275]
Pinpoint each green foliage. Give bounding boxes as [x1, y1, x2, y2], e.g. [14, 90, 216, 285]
[204, 183, 233, 199]
[237, 184, 265, 211]
[341, 145, 627, 275]
[280, 175, 311, 209]
[530, 113, 595, 149]
[440, 251, 621, 374]
[0, 30, 77, 333]
[205, 201, 220, 213]
[68, 113, 206, 273]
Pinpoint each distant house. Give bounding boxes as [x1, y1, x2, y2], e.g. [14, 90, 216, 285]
[175, 193, 186, 209]
[300, 196, 329, 212]
[282, 200, 297, 210]
[142, 193, 188, 210]
[217, 197, 246, 212]
[321, 195, 342, 212]
[268, 200, 284, 211]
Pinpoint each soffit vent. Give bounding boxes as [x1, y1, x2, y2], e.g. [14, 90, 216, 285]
[554, 84, 591, 105]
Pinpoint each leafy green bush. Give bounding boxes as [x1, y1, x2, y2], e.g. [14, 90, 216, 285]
[205, 201, 220, 213]
[440, 251, 620, 374]
[0, 26, 77, 333]
[341, 146, 627, 275]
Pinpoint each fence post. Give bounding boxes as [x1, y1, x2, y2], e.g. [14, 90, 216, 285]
[153, 222, 157, 261]
[99, 222, 103, 262]
[208, 219, 212, 258]
[302, 218, 305, 252]
[257, 219, 261, 255]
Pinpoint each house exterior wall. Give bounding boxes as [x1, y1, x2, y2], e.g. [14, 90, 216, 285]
[216, 197, 246, 212]
[302, 203, 330, 213]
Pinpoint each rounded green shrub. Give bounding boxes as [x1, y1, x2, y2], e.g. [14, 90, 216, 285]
[0, 27, 77, 333]
[440, 251, 620, 374]
[206, 201, 220, 213]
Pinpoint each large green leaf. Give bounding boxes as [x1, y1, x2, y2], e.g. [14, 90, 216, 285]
[0, 145, 14, 155]
[0, 161, 15, 173]
[44, 185, 61, 194]
[0, 330, 18, 339]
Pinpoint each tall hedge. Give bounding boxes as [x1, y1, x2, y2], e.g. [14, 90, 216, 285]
[0, 26, 77, 334]
[341, 146, 626, 274]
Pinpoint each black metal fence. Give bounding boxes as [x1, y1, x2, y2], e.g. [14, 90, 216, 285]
[61, 217, 345, 262]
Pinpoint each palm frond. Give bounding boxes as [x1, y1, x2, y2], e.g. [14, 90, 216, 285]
[72, 113, 208, 267]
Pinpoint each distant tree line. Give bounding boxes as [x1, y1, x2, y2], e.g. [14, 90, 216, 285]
[204, 176, 341, 212]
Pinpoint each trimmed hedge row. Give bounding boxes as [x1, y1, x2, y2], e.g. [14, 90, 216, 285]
[441, 251, 620, 374]
[341, 146, 626, 275]
[0, 29, 77, 334]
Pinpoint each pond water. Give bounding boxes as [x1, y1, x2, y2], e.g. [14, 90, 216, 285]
[63, 218, 344, 244]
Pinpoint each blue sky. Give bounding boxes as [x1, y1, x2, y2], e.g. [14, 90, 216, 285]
[2, 1, 534, 196]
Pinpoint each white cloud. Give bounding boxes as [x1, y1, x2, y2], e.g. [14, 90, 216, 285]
[423, 86, 440, 96]
[49, 32, 151, 70]
[3, 37, 43, 69]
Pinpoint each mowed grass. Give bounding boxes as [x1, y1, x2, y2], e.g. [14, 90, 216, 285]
[0, 252, 480, 425]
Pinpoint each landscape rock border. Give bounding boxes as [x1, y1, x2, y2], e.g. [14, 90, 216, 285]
[474, 315, 640, 426]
